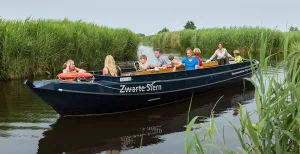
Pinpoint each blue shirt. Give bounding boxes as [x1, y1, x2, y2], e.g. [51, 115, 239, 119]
[181, 57, 199, 70]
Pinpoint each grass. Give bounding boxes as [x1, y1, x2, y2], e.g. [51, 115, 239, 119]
[143, 27, 300, 56]
[184, 33, 300, 153]
[0, 17, 141, 80]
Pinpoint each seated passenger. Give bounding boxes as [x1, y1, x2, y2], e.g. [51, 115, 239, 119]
[193, 48, 203, 67]
[233, 50, 243, 63]
[63, 59, 86, 73]
[102, 55, 122, 76]
[206, 42, 233, 65]
[174, 48, 200, 71]
[135, 54, 149, 71]
[168, 55, 180, 67]
[152, 48, 168, 67]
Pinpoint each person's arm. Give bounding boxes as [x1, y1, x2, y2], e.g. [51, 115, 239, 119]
[237, 56, 243, 62]
[102, 68, 108, 75]
[63, 69, 68, 73]
[225, 49, 233, 58]
[155, 63, 162, 67]
[76, 67, 86, 73]
[139, 62, 149, 70]
[195, 58, 199, 69]
[206, 50, 217, 62]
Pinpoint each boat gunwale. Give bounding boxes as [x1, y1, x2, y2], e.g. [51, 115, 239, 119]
[35, 63, 254, 86]
[29, 71, 253, 96]
[93, 60, 253, 79]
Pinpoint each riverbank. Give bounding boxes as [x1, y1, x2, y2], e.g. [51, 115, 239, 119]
[142, 27, 300, 55]
[0, 18, 141, 80]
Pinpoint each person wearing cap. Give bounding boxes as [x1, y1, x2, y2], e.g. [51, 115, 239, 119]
[233, 50, 243, 63]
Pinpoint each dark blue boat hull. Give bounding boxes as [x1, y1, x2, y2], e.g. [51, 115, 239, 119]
[25, 60, 257, 116]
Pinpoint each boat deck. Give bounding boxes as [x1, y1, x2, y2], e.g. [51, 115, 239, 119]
[122, 61, 218, 76]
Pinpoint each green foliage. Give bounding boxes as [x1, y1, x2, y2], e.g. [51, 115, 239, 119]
[184, 34, 300, 153]
[143, 27, 285, 55]
[289, 26, 299, 32]
[158, 27, 169, 34]
[0, 18, 141, 80]
[138, 33, 146, 37]
[184, 21, 197, 30]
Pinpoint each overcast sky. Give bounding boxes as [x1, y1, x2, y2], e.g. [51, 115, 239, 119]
[0, 0, 299, 35]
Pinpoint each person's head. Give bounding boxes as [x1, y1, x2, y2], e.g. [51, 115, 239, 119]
[233, 50, 240, 56]
[168, 55, 174, 61]
[139, 54, 147, 64]
[186, 48, 193, 58]
[62, 63, 67, 69]
[193, 48, 201, 56]
[105, 55, 116, 67]
[218, 42, 223, 50]
[104, 55, 118, 76]
[66, 59, 75, 70]
[154, 48, 161, 58]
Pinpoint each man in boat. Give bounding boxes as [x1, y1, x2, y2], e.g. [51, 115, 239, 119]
[153, 48, 167, 67]
[174, 48, 200, 71]
[63, 59, 86, 73]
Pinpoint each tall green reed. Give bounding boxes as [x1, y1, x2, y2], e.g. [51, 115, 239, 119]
[0, 18, 141, 80]
[185, 33, 300, 153]
[143, 27, 300, 56]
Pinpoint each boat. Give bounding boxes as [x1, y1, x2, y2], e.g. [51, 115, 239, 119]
[24, 60, 259, 117]
[37, 85, 255, 154]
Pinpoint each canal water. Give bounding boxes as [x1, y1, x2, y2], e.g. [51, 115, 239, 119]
[0, 46, 281, 154]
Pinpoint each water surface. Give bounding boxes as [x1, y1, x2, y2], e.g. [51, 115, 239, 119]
[0, 46, 276, 154]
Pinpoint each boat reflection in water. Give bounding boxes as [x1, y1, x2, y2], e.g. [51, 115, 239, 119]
[37, 84, 254, 154]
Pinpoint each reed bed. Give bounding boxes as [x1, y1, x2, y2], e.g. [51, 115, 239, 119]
[0, 18, 141, 80]
[185, 34, 300, 153]
[143, 27, 300, 55]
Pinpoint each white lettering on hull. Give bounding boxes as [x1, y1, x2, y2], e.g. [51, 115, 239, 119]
[120, 84, 162, 93]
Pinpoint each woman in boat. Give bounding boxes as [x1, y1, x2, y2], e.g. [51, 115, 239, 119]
[193, 48, 203, 67]
[135, 54, 150, 71]
[233, 50, 243, 63]
[206, 42, 233, 65]
[63, 59, 86, 73]
[102, 55, 122, 76]
[174, 48, 199, 71]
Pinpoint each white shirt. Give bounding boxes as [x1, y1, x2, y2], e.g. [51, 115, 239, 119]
[208, 48, 232, 61]
[139, 62, 149, 70]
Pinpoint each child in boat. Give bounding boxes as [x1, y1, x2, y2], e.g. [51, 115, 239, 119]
[136, 54, 149, 71]
[233, 50, 243, 63]
[193, 48, 203, 67]
[63, 59, 86, 73]
[168, 55, 180, 67]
